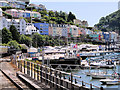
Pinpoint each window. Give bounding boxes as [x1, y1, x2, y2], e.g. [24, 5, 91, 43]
[40, 28, 43, 30]
[40, 31, 43, 33]
[40, 24, 43, 27]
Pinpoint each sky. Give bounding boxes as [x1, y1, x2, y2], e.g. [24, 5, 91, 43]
[31, 0, 119, 27]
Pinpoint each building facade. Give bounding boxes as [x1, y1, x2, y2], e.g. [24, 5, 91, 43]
[0, 1, 9, 7]
[33, 23, 49, 35]
[1, 17, 26, 34]
[118, 1, 120, 9]
[6, 9, 41, 18]
[25, 23, 38, 35]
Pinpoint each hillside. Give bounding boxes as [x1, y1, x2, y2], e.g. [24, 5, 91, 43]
[95, 9, 120, 34]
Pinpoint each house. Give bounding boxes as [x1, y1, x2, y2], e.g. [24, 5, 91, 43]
[74, 19, 82, 26]
[25, 23, 39, 35]
[0, 8, 2, 17]
[33, 23, 49, 35]
[82, 20, 89, 27]
[1, 17, 26, 34]
[69, 25, 78, 37]
[109, 32, 118, 43]
[29, 3, 46, 10]
[6, 9, 41, 18]
[6, 9, 20, 17]
[48, 24, 53, 36]
[102, 32, 110, 42]
[0, 1, 9, 7]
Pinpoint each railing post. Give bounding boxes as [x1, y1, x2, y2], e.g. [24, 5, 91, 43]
[34, 63, 36, 79]
[40, 65, 43, 82]
[55, 70, 58, 88]
[82, 81, 84, 87]
[24, 61, 25, 74]
[100, 86, 103, 90]
[59, 71, 62, 89]
[31, 62, 33, 78]
[71, 73, 73, 90]
[90, 84, 92, 90]
[45, 66, 47, 85]
[17, 60, 19, 69]
[20, 60, 22, 72]
[37, 64, 39, 80]
[75, 78, 77, 84]
[49, 66, 52, 88]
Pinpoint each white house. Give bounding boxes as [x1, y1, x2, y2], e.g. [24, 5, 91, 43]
[110, 32, 118, 43]
[25, 23, 39, 35]
[69, 25, 78, 37]
[0, 8, 2, 17]
[1, 17, 26, 34]
[0, 8, 3, 30]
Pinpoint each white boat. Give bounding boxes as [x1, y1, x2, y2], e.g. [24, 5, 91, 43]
[90, 60, 116, 68]
[100, 78, 120, 85]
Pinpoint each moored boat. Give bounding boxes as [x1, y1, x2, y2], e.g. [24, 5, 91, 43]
[100, 78, 120, 85]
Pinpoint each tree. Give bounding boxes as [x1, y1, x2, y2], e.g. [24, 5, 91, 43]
[19, 34, 32, 47]
[32, 33, 43, 47]
[7, 40, 21, 50]
[67, 12, 76, 22]
[48, 11, 55, 17]
[9, 25, 20, 42]
[2, 28, 12, 44]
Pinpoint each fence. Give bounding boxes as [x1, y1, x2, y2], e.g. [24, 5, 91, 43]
[11, 59, 103, 90]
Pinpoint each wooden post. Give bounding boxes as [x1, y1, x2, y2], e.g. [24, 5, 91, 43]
[71, 73, 73, 90]
[37, 64, 39, 80]
[31, 62, 33, 78]
[45, 67, 47, 84]
[59, 71, 62, 89]
[20, 60, 22, 72]
[34, 63, 36, 80]
[24, 61, 25, 74]
[18, 60, 19, 69]
[100, 87, 103, 90]
[90, 84, 92, 90]
[75, 79, 77, 84]
[55, 70, 58, 88]
[82, 81, 84, 87]
[38, 65, 40, 80]
[49, 66, 52, 88]
[40, 65, 42, 82]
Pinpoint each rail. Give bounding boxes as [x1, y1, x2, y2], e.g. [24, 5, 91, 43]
[11, 58, 103, 90]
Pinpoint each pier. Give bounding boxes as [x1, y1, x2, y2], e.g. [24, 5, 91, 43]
[6, 57, 103, 90]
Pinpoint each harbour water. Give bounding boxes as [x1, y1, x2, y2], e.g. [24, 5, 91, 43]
[69, 52, 120, 89]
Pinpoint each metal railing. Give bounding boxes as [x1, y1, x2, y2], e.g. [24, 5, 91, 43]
[11, 59, 103, 90]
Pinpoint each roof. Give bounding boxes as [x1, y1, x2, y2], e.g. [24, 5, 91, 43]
[6, 9, 18, 12]
[0, 1, 8, 3]
[0, 8, 2, 11]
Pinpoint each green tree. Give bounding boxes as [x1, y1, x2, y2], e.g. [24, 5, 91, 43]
[67, 12, 76, 22]
[2, 28, 12, 44]
[19, 34, 32, 47]
[9, 25, 20, 42]
[48, 11, 55, 17]
[7, 40, 21, 50]
[32, 33, 43, 47]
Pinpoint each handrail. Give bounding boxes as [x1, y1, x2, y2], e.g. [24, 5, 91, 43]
[13, 59, 102, 90]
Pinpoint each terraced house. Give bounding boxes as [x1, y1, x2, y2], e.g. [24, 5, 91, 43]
[33, 23, 49, 35]
[6, 9, 41, 18]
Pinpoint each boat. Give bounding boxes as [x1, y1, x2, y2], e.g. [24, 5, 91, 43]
[90, 60, 116, 69]
[100, 78, 120, 85]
